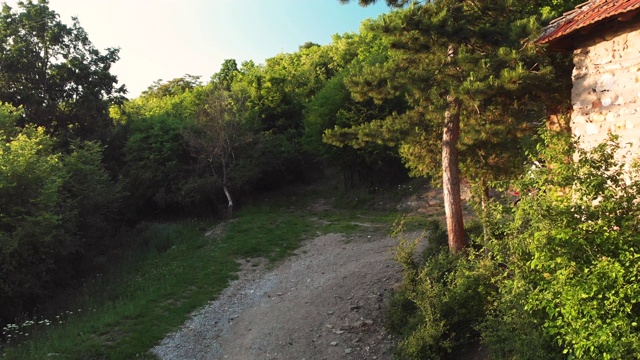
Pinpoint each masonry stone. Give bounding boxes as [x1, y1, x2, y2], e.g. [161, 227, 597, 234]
[570, 21, 640, 165]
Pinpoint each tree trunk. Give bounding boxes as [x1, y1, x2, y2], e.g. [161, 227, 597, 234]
[221, 160, 233, 218]
[223, 184, 234, 218]
[442, 96, 467, 253]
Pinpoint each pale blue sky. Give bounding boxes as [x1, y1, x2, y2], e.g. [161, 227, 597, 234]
[23, 0, 390, 98]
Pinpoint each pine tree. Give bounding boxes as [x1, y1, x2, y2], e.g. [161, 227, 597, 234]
[336, 0, 574, 253]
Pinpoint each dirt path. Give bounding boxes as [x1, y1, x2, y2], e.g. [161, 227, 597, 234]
[152, 228, 403, 360]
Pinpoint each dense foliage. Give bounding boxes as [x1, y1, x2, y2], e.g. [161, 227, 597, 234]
[0, 0, 125, 142]
[390, 133, 640, 359]
[333, 0, 576, 252]
[485, 133, 640, 359]
[0, 104, 119, 322]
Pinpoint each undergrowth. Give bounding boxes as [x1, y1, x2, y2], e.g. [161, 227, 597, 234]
[388, 133, 640, 359]
[388, 219, 492, 360]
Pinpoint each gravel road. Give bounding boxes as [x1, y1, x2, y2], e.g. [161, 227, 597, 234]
[152, 228, 403, 360]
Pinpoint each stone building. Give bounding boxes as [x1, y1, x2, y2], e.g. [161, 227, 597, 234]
[537, 0, 640, 165]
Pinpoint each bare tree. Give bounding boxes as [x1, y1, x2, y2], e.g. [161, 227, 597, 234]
[184, 88, 253, 218]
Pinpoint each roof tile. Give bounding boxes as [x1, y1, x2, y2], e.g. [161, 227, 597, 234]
[537, 0, 640, 46]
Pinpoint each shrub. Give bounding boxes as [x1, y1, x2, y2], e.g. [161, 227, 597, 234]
[121, 114, 195, 217]
[480, 275, 564, 360]
[0, 107, 67, 322]
[60, 141, 122, 252]
[483, 132, 640, 359]
[0, 104, 121, 326]
[389, 132, 640, 359]
[390, 221, 494, 359]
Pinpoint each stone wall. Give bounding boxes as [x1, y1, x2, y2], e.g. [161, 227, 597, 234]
[570, 21, 640, 166]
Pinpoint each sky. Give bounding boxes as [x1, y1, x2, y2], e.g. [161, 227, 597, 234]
[10, 0, 391, 98]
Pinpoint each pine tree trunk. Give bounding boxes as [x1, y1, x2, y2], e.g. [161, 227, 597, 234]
[442, 96, 467, 253]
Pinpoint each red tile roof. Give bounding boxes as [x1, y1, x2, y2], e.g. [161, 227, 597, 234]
[537, 0, 640, 47]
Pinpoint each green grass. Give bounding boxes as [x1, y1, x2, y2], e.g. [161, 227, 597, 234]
[0, 203, 313, 359]
[0, 183, 423, 359]
[316, 209, 397, 236]
[222, 205, 312, 263]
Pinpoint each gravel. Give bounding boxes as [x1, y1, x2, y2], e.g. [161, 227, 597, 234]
[151, 230, 404, 360]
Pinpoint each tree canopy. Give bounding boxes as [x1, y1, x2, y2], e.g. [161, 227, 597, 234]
[332, 0, 575, 252]
[0, 0, 125, 142]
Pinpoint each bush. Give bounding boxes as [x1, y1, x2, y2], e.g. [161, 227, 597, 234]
[136, 222, 190, 254]
[121, 114, 194, 216]
[0, 122, 67, 322]
[389, 132, 640, 359]
[390, 222, 494, 359]
[0, 104, 121, 326]
[483, 132, 640, 359]
[60, 141, 122, 252]
[480, 283, 564, 360]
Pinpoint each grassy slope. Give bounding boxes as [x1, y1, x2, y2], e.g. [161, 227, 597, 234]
[0, 183, 430, 359]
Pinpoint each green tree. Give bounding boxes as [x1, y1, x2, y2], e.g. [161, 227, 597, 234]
[248, 43, 335, 137]
[306, 71, 408, 188]
[114, 79, 208, 217]
[60, 140, 121, 249]
[0, 102, 120, 323]
[126, 77, 206, 120]
[304, 26, 412, 188]
[231, 53, 317, 187]
[0, 0, 125, 141]
[121, 113, 195, 216]
[211, 59, 239, 91]
[141, 74, 201, 98]
[337, 0, 573, 253]
[0, 104, 65, 320]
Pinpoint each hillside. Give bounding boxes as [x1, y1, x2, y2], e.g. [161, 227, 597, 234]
[0, 180, 438, 359]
